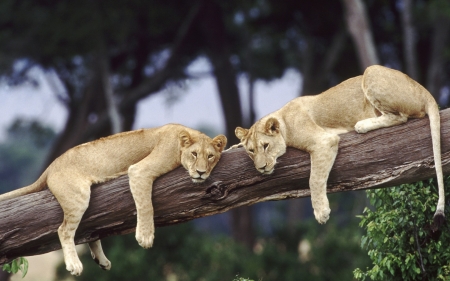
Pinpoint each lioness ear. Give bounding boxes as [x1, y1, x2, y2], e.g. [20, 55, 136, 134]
[235, 127, 248, 141]
[179, 130, 193, 148]
[212, 135, 227, 152]
[265, 117, 280, 135]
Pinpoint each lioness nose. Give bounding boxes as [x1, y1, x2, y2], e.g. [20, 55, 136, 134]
[196, 170, 205, 176]
[257, 164, 267, 170]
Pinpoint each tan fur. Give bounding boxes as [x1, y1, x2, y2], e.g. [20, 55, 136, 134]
[234, 65, 444, 226]
[0, 124, 226, 276]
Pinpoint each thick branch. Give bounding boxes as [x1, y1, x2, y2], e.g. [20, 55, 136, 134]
[1, 109, 450, 264]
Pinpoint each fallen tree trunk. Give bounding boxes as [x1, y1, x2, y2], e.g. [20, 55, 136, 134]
[1, 109, 450, 265]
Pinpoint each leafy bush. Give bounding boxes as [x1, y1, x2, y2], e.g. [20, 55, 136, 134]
[354, 177, 450, 281]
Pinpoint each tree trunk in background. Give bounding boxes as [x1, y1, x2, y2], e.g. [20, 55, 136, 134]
[199, 0, 255, 249]
[400, 0, 419, 80]
[300, 37, 315, 95]
[43, 3, 202, 167]
[199, 1, 243, 145]
[299, 26, 347, 96]
[248, 74, 256, 127]
[99, 50, 123, 134]
[342, 0, 379, 71]
[44, 60, 110, 167]
[426, 13, 450, 103]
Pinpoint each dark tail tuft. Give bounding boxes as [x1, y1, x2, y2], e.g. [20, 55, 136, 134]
[431, 211, 445, 233]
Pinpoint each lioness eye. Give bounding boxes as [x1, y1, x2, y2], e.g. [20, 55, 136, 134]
[263, 143, 269, 150]
[192, 152, 197, 157]
[208, 154, 214, 159]
[249, 149, 254, 154]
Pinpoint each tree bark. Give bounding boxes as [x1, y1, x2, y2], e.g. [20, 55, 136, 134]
[1, 109, 450, 265]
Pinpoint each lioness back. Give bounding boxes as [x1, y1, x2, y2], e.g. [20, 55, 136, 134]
[280, 76, 379, 132]
[48, 124, 198, 184]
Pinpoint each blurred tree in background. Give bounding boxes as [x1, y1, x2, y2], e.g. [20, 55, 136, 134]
[1, 0, 450, 279]
[0, 119, 55, 194]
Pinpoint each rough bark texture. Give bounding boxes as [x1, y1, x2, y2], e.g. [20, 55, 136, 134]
[1, 109, 450, 265]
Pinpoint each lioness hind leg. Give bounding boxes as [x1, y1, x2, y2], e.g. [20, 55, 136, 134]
[48, 177, 91, 276]
[88, 240, 111, 270]
[355, 113, 407, 133]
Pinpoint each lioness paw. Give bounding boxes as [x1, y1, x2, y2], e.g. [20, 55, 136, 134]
[97, 259, 112, 271]
[136, 232, 154, 249]
[314, 207, 331, 224]
[66, 257, 83, 276]
[91, 253, 112, 271]
[354, 122, 369, 134]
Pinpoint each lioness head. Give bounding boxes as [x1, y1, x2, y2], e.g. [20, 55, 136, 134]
[179, 131, 227, 183]
[235, 117, 286, 175]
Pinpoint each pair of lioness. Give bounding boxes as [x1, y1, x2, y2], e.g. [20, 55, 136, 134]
[0, 65, 444, 276]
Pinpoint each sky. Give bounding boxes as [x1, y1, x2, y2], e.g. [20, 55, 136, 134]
[0, 57, 302, 140]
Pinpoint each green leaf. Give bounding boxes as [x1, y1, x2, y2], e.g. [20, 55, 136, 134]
[19, 257, 29, 278]
[2, 263, 11, 273]
[11, 260, 19, 274]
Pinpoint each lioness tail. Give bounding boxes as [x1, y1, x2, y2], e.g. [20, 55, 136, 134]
[0, 168, 49, 201]
[426, 100, 445, 227]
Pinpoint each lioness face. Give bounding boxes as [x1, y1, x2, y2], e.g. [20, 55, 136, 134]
[235, 117, 286, 175]
[179, 132, 227, 183]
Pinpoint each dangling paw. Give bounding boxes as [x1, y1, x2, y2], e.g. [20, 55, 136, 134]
[314, 207, 331, 224]
[91, 251, 112, 271]
[136, 227, 155, 249]
[66, 256, 83, 276]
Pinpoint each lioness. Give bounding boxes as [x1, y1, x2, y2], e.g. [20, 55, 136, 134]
[233, 65, 444, 226]
[0, 124, 227, 276]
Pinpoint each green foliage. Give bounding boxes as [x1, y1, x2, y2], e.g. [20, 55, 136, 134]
[2, 257, 29, 278]
[56, 218, 369, 281]
[354, 177, 450, 281]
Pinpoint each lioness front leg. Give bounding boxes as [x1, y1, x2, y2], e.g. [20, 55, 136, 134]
[128, 147, 179, 249]
[308, 134, 340, 224]
[129, 165, 156, 249]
